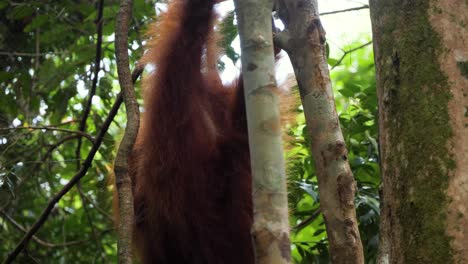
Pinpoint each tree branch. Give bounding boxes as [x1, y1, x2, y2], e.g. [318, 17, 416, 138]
[234, 0, 291, 262]
[293, 209, 321, 231]
[74, 0, 106, 256]
[0, 51, 65, 57]
[320, 5, 369, 16]
[331, 41, 372, 70]
[0, 126, 94, 143]
[13, 135, 80, 193]
[77, 189, 114, 222]
[114, 0, 140, 262]
[2, 65, 143, 263]
[4, 93, 123, 264]
[0, 210, 90, 248]
[277, 0, 364, 262]
[77, 0, 105, 138]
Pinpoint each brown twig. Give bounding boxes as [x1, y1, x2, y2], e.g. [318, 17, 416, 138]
[76, 0, 105, 138]
[13, 135, 80, 192]
[74, 0, 106, 256]
[0, 126, 94, 143]
[331, 41, 372, 70]
[320, 5, 369, 16]
[0, 210, 88, 248]
[0, 51, 65, 57]
[49, 120, 80, 127]
[293, 209, 321, 231]
[23, 251, 39, 264]
[44, 135, 80, 160]
[77, 190, 114, 222]
[4, 93, 123, 263]
[1, 67, 143, 263]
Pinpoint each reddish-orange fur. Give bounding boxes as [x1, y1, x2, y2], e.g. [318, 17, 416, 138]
[129, 0, 254, 263]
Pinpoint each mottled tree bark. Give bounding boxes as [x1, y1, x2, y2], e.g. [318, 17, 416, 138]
[234, 0, 291, 263]
[370, 0, 468, 263]
[275, 1, 364, 263]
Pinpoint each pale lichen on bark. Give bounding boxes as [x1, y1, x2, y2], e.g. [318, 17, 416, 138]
[234, 0, 291, 263]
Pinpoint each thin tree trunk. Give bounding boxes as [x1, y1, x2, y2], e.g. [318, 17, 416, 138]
[275, 1, 364, 263]
[234, 0, 291, 263]
[115, 0, 139, 263]
[370, 0, 468, 263]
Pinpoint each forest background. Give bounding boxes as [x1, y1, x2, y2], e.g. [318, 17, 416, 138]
[0, 0, 378, 263]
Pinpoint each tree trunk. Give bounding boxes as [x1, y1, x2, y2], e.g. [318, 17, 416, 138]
[115, 0, 139, 263]
[370, 0, 468, 263]
[234, 0, 291, 263]
[275, 1, 364, 263]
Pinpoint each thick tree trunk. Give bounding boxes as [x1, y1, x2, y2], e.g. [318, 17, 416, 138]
[370, 0, 468, 263]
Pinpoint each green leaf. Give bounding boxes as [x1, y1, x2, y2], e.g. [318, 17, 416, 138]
[23, 14, 48, 32]
[0, 1, 8, 10]
[219, 11, 239, 64]
[50, 85, 77, 124]
[328, 58, 339, 66]
[0, 71, 13, 82]
[10, 5, 35, 20]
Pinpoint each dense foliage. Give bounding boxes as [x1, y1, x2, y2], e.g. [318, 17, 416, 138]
[0, 1, 378, 263]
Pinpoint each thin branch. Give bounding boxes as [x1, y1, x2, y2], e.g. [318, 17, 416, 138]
[3, 94, 123, 264]
[77, 0, 105, 138]
[77, 190, 114, 222]
[76, 183, 101, 243]
[43, 135, 80, 160]
[132, 17, 144, 49]
[31, 17, 40, 109]
[47, 120, 80, 127]
[0, 130, 31, 157]
[0, 126, 94, 143]
[23, 251, 40, 264]
[0, 210, 87, 248]
[74, 0, 106, 256]
[0, 51, 65, 57]
[132, 65, 144, 83]
[114, 0, 140, 262]
[14, 135, 80, 191]
[3, 67, 143, 264]
[331, 41, 372, 70]
[5, 159, 83, 165]
[320, 5, 369, 16]
[2, 135, 79, 194]
[293, 209, 321, 231]
[0, 201, 11, 212]
[52, 6, 91, 36]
